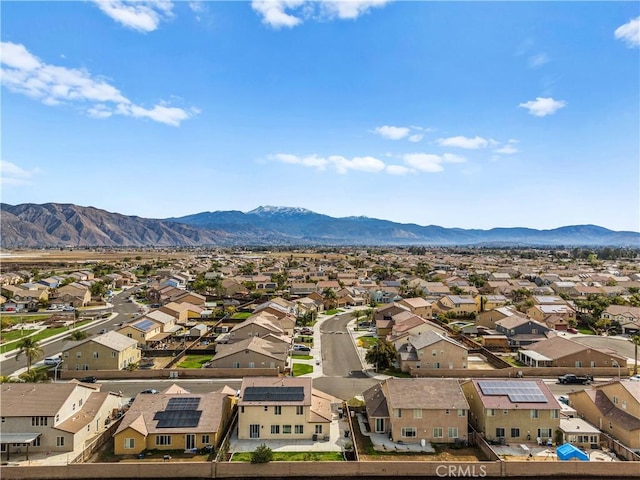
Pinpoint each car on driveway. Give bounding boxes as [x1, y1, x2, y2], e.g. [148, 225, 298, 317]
[79, 376, 97, 384]
[292, 344, 311, 353]
[630, 374, 640, 382]
[140, 389, 159, 394]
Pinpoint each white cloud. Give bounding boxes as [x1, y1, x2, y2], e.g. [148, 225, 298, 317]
[0, 160, 42, 186]
[386, 165, 414, 175]
[269, 153, 386, 174]
[493, 145, 518, 155]
[519, 96, 567, 117]
[374, 125, 410, 140]
[528, 53, 549, 68]
[320, 0, 391, 20]
[252, 0, 390, 28]
[615, 16, 640, 47]
[92, 0, 174, 32]
[436, 135, 489, 149]
[269, 153, 328, 170]
[402, 152, 466, 173]
[189, 1, 205, 13]
[0, 41, 196, 126]
[408, 134, 423, 143]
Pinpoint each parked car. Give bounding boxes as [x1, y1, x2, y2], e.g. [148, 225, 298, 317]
[292, 344, 311, 353]
[62, 306, 75, 312]
[558, 374, 593, 385]
[44, 356, 62, 366]
[567, 328, 578, 334]
[79, 376, 97, 384]
[629, 375, 640, 382]
[140, 389, 159, 394]
[300, 328, 314, 335]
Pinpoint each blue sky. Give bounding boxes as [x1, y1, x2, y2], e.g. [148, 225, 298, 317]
[1, 1, 639, 232]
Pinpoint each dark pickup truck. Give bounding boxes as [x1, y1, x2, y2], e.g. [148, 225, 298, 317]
[558, 374, 593, 385]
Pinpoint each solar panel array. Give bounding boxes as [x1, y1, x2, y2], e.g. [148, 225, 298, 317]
[166, 397, 201, 411]
[154, 410, 202, 428]
[477, 381, 548, 403]
[134, 319, 156, 331]
[243, 386, 305, 402]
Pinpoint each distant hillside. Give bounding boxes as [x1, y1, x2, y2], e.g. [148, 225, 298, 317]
[2, 203, 639, 248]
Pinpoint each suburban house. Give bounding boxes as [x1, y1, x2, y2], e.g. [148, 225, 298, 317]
[558, 416, 601, 449]
[476, 295, 508, 312]
[374, 303, 410, 336]
[113, 385, 233, 455]
[143, 310, 180, 333]
[62, 331, 141, 371]
[0, 383, 122, 460]
[220, 278, 249, 297]
[396, 331, 469, 374]
[363, 378, 469, 444]
[567, 380, 640, 451]
[433, 295, 479, 317]
[170, 291, 206, 308]
[227, 314, 287, 342]
[397, 297, 433, 319]
[55, 283, 91, 307]
[494, 317, 550, 347]
[208, 337, 288, 371]
[517, 335, 627, 369]
[461, 379, 561, 445]
[600, 305, 640, 335]
[237, 377, 337, 441]
[526, 304, 576, 328]
[116, 318, 163, 347]
[476, 306, 528, 329]
[386, 311, 446, 342]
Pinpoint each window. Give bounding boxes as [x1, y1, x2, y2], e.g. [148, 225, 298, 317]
[72, 403, 76, 411]
[271, 425, 280, 434]
[612, 396, 618, 405]
[56, 437, 65, 447]
[432, 349, 437, 356]
[93, 352, 99, 358]
[433, 427, 443, 438]
[434, 362, 440, 369]
[283, 425, 292, 434]
[64, 352, 69, 358]
[264, 406, 268, 411]
[32, 416, 48, 426]
[537, 428, 552, 438]
[55, 414, 59, 422]
[275, 406, 282, 415]
[530, 409, 539, 419]
[233, 362, 240, 368]
[296, 406, 304, 415]
[575, 361, 582, 367]
[487, 409, 495, 416]
[79, 398, 83, 406]
[111, 351, 117, 357]
[503, 410, 508, 415]
[444, 409, 450, 415]
[550, 410, 559, 419]
[295, 425, 304, 434]
[413, 409, 422, 419]
[448, 427, 458, 439]
[401, 427, 417, 438]
[248, 362, 255, 368]
[155, 435, 172, 446]
[394, 409, 402, 418]
[76, 352, 82, 358]
[124, 438, 135, 449]
[457, 409, 466, 417]
[240, 406, 244, 413]
[201, 435, 210, 444]
[511, 428, 520, 438]
[622, 401, 627, 410]
[1, 417, 4, 423]
[496, 428, 505, 438]
[315, 425, 323, 434]
[32, 436, 41, 447]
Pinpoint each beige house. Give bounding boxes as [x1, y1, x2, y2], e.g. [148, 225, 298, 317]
[0, 383, 122, 460]
[116, 318, 163, 347]
[56, 284, 91, 307]
[397, 297, 433, 319]
[601, 305, 640, 335]
[476, 306, 527, 329]
[434, 295, 479, 316]
[396, 331, 468, 374]
[568, 380, 640, 451]
[62, 331, 141, 371]
[158, 302, 190, 324]
[209, 337, 288, 371]
[228, 314, 287, 342]
[461, 379, 561, 445]
[517, 335, 626, 369]
[113, 385, 233, 455]
[363, 378, 469, 444]
[559, 417, 601, 449]
[237, 377, 335, 441]
[526, 304, 576, 325]
[476, 295, 508, 312]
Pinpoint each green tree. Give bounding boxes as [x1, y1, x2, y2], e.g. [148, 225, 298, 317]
[68, 330, 88, 341]
[250, 444, 273, 464]
[365, 339, 397, 371]
[322, 288, 337, 310]
[270, 272, 288, 290]
[239, 262, 256, 276]
[19, 368, 51, 383]
[351, 309, 364, 326]
[632, 334, 640, 376]
[16, 337, 44, 372]
[90, 281, 107, 297]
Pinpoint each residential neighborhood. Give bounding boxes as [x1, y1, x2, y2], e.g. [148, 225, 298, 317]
[1, 246, 639, 474]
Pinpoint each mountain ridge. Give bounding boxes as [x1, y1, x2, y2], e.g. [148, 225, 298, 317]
[1, 203, 639, 248]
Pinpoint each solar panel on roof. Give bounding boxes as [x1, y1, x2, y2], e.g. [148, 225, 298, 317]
[154, 410, 202, 428]
[166, 397, 200, 411]
[134, 319, 156, 331]
[243, 386, 304, 402]
[477, 381, 548, 403]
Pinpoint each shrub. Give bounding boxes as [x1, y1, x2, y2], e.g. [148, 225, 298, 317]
[251, 443, 273, 464]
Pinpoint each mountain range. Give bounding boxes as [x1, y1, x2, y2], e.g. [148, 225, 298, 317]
[1, 203, 638, 248]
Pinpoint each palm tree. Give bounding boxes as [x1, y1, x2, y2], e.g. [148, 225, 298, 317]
[632, 334, 640, 376]
[16, 337, 44, 372]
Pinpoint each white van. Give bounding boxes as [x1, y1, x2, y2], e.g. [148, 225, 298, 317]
[44, 356, 62, 366]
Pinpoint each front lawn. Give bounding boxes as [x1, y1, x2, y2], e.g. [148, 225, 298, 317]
[358, 335, 378, 349]
[231, 451, 343, 462]
[177, 355, 213, 368]
[231, 312, 252, 320]
[291, 354, 313, 360]
[292, 363, 313, 376]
